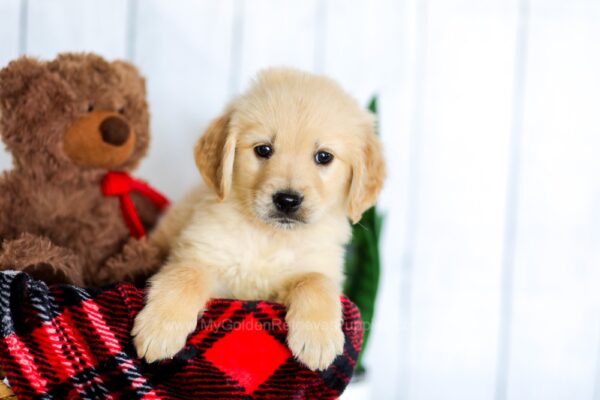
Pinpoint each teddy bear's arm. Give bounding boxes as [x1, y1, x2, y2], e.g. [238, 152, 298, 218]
[0, 179, 15, 240]
[0, 180, 84, 286]
[130, 192, 162, 233]
[94, 237, 164, 287]
[0, 232, 84, 286]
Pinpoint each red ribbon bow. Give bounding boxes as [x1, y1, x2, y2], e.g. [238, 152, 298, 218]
[101, 171, 170, 239]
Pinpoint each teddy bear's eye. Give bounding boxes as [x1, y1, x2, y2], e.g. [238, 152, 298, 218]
[118, 107, 125, 115]
[87, 103, 94, 112]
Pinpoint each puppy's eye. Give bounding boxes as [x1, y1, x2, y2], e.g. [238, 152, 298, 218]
[87, 102, 94, 112]
[254, 144, 273, 159]
[315, 151, 334, 165]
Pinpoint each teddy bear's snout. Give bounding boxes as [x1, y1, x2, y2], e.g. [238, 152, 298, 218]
[100, 116, 130, 146]
[63, 110, 137, 168]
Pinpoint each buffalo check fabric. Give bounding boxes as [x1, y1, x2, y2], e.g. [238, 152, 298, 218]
[0, 272, 362, 399]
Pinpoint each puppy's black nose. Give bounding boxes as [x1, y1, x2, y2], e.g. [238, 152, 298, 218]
[273, 191, 303, 214]
[100, 116, 130, 146]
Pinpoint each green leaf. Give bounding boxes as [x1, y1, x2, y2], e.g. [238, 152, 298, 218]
[343, 95, 384, 373]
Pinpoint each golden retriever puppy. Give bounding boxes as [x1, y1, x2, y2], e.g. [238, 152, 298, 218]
[132, 68, 385, 371]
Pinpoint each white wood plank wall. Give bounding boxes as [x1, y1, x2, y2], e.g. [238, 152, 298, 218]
[0, 1, 598, 399]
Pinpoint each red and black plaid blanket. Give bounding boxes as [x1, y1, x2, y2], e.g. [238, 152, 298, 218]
[0, 271, 362, 399]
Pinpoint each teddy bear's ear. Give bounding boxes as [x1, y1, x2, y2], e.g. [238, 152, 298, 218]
[0, 57, 46, 111]
[0, 56, 73, 155]
[112, 60, 146, 94]
[0, 56, 71, 114]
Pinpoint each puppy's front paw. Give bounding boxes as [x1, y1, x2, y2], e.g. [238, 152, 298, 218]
[132, 306, 198, 363]
[286, 316, 345, 371]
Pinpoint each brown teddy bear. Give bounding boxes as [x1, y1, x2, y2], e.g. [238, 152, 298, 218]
[0, 53, 167, 288]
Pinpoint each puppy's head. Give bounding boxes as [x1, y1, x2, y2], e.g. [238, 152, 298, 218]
[195, 68, 385, 229]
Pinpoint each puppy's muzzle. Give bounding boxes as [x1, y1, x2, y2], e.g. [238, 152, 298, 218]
[272, 191, 303, 214]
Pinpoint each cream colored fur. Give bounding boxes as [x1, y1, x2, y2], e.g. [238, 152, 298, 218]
[132, 68, 385, 371]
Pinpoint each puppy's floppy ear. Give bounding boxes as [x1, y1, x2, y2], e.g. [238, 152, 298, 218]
[194, 111, 236, 200]
[347, 118, 386, 224]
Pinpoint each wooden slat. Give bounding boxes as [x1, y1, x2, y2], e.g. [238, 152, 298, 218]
[403, 1, 519, 398]
[321, 0, 399, 104]
[0, 0, 20, 67]
[236, 0, 318, 93]
[506, 1, 600, 399]
[595, 335, 600, 400]
[133, 0, 235, 200]
[26, 0, 128, 59]
[0, 0, 21, 172]
[320, 1, 412, 399]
